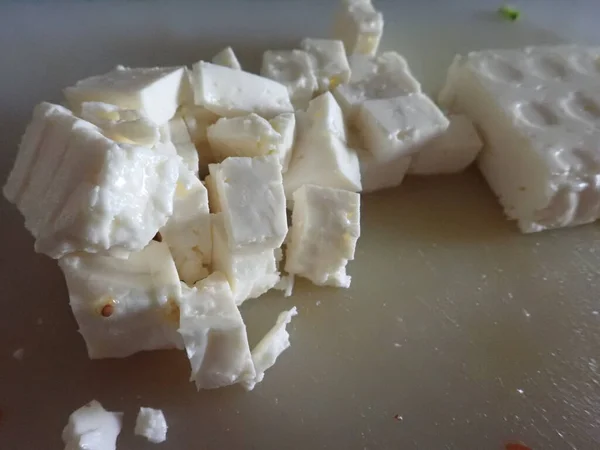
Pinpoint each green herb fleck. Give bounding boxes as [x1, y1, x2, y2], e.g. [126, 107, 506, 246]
[498, 5, 521, 21]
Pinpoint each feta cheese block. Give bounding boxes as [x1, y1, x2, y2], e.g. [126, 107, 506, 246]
[212, 46, 242, 70]
[65, 65, 190, 125]
[284, 93, 361, 201]
[300, 38, 351, 92]
[134, 407, 168, 444]
[243, 307, 298, 391]
[4, 103, 179, 258]
[191, 61, 293, 118]
[208, 156, 288, 252]
[80, 101, 160, 147]
[58, 241, 184, 359]
[168, 115, 200, 176]
[285, 184, 360, 287]
[333, 0, 383, 56]
[207, 112, 295, 171]
[160, 165, 211, 285]
[359, 150, 412, 193]
[180, 105, 219, 177]
[409, 114, 483, 175]
[356, 93, 450, 161]
[178, 273, 256, 389]
[261, 49, 318, 110]
[212, 213, 280, 305]
[62, 400, 123, 450]
[438, 45, 600, 232]
[333, 51, 422, 122]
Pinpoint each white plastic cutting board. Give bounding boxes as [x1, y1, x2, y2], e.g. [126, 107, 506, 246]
[1, 1, 600, 449]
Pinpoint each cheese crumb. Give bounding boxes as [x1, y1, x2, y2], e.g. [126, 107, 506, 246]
[134, 407, 168, 444]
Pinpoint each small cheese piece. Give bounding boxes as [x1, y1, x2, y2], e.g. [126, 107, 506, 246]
[333, 52, 421, 122]
[207, 113, 295, 171]
[261, 50, 318, 110]
[285, 184, 360, 287]
[438, 46, 600, 232]
[192, 61, 293, 118]
[80, 102, 160, 147]
[62, 400, 123, 450]
[65, 65, 189, 125]
[409, 115, 483, 175]
[208, 156, 288, 251]
[212, 46, 242, 70]
[243, 307, 298, 391]
[178, 273, 256, 389]
[168, 116, 200, 176]
[4, 104, 179, 258]
[333, 0, 384, 56]
[359, 150, 412, 193]
[205, 174, 221, 213]
[356, 93, 449, 161]
[212, 214, 280, 305]
[300, 38, 351, 92]
[180, 105, 219, 177]
[58, 241, 183, 359]
[160, 165, 211, 285]
[274, 274, 295, 297]
[134, 407, 168, 444]
[284, 93, 361, 201]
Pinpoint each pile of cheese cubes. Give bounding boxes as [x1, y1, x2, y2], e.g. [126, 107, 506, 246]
[3, 0, 484, 394]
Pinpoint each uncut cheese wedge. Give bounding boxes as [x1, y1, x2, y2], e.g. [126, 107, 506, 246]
[333, 52, 421, 122]
[64, 65, 190, 125]
[160, 164, 212, 285]
[212, 46, 242, 70]
[332, 0, 383, 57]
[207, 112, 295, 171]
[409, 114, 483, 175]
[62, 400, 123, 450]
[178, 272, 256, 390]
[283, 92, 361, 201]
[208, 155, 288, 252]
[211, 213, 280, 305]
[3, 103, 179, 258]
[192, 61, 293, 118]
[285, 184, 360, 288]
[58, 241, 184, 359]
[439, 45, 600, 232]
[243, 307, 298, 391]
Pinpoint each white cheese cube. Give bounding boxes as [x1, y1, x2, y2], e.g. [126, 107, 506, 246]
[207, 112, 295, 171]
[191, 61, 293, 118]
[208, 156, 288, 251]
[285, 184, 360, 287]
[65, 65, 189, 125]
[333, 52, 421, 122]
[160, 165, 211, 285]
[4, 105, 179, 258]
[58, 241, 184, 359]
[260, 50, 318, 110]
[80, 101, 160, 147]
[300, 38, 351, 92]
[409, 115, 482, 175]
[333, 0, 383, 56]
[168, 116, 200, 176]
[212, 214, 280, 305]
[178, 273, 255, 389]
[134, 407, 167, 444]
[284, 93, 361, 201]
[438, 46, 600, 232]
[243, 307, 298, 391]
[212, 46, 242, 70]
[180, 105, 219, 177]
[357, 93, 449, 162]
[62, 400, 122, 450]
[359, 150, 412, 193]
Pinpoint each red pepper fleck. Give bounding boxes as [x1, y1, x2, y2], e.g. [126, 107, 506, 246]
[506, 442, 532, 450]
[101, 304, 114, 317]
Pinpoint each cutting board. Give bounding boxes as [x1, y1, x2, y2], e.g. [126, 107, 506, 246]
[1, 1, 600, 449]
